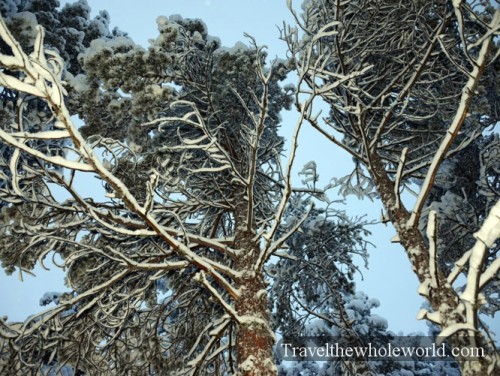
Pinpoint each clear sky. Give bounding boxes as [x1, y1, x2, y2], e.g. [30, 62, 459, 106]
[2, 0, 496, 340]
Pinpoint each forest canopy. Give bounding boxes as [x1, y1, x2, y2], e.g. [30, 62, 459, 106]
[0, 1, 498, 375]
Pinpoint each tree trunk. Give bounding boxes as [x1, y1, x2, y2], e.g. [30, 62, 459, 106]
[370, 155, 497, 375]
[234, 230, 276, 376]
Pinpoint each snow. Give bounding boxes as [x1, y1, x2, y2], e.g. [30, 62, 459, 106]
[390, 234, 400, 243]
[347, 298, 369, 312]
[239, 355, 257, 372]
[91, 10, 111, 36]
[0, 127, 93, 171]
[256, 289, 267, 299]
[39, 291, 62, 306]
[219, 41, 250, 54]
[367, 314, 388, 330]
[311, 20, 341, 42]
[79, 36, 136, 63]
[9, 130, 70, 140]
[237, 315, 270, 327]
[0, 0, 18, 17]
[459, 199, 500, 330]
[156, 15, 169, 28]
[437, 323, 475, 343]
[239, 355, 277, 374]
[10, 11, 38, 45]
[417, 309, 442, 325]
[206, 35, 221, 47]
[64, 72, 89, 93]
[426, 210, 439, 289]
[472, 199, 500, 248]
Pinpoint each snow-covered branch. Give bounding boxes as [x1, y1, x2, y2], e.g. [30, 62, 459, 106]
[408, 9, 500, 227]
[459, 199, 500, 332]
[0, 19, 244, 302]
[258, 80, 309, 270]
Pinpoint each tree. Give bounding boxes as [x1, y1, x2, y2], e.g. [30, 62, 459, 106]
[271, 200, 375, 375]
[276, 288, 464, 376]
[0, 9, 372, 375]
[285, 0, 500, 374]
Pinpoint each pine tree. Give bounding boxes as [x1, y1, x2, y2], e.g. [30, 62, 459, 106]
[285, 0, 500, 374]
[0, 6, 368, 375]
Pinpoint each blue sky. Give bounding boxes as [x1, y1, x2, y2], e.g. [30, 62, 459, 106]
[2, 0, 496, 340]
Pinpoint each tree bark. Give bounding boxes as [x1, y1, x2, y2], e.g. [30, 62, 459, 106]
[234, 230, 276, 376]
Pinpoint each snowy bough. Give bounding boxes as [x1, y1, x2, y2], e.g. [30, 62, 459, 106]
[285, 0, 500, 375]
[0, 15, 278, 375]
[0, 12, 372, 376]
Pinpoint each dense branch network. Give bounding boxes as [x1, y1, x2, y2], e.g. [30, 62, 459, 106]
[0, 14, 294, 375]
[285, 0, 500, 374]
[0, 10, 371, 375]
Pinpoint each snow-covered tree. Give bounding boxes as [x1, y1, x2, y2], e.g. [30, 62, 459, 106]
[285, 0, 500, 374]
[271, 200, 374, 375]
[277, 290, 464, 376]
[0, 7, 370, 376]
